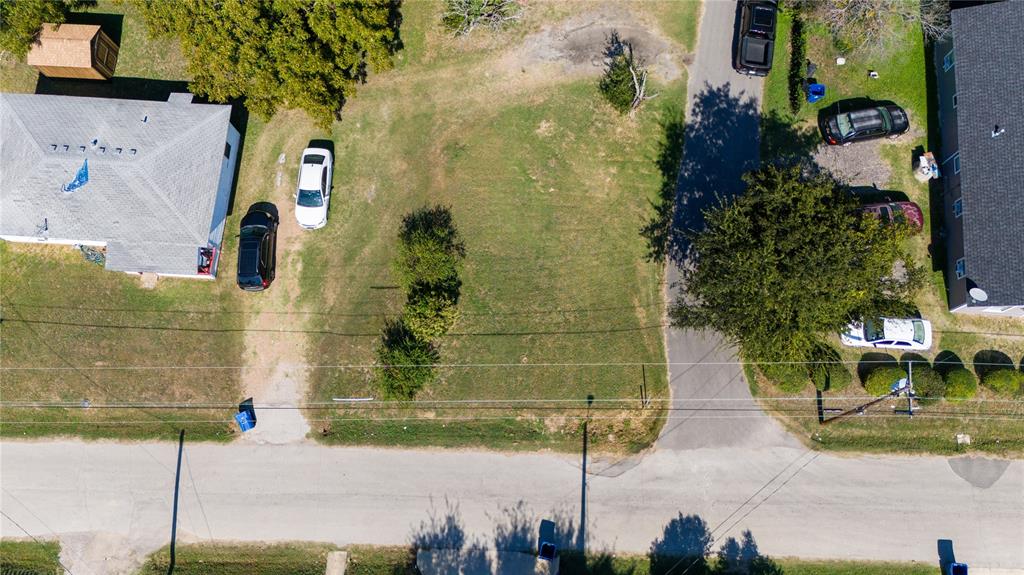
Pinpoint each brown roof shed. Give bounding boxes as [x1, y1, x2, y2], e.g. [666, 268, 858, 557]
[26, 23, 119, 80]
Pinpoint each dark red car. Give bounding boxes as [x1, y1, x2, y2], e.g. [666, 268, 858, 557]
[860, 201, 923, 232]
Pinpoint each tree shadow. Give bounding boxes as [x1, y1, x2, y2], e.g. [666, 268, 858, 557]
[899, 352, 930, 368]
[857, 352, 899, 383]
[640, 104, 686, 263]
[934, 350, 963, 376]
[649, 513, 713, 575]
[411, 499, 492, 575]
[760, 109, 821, 166]
[972, 350, 1014, 379]
[715, 530, 783, 575]
[666, 82, 762, 265]
[848, 186, 910, 203]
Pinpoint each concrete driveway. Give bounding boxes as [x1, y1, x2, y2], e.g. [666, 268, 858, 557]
[658, 0, 797, 451]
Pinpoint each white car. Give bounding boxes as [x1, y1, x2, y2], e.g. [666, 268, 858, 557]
[840, 317, 933, 351]
[294, 147, 332, 229]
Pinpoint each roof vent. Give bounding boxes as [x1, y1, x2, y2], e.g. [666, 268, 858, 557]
[78, 145, 86, 153]
[142, 115, 148, 123]
[50, 144, 58, 151]
[129, 148, 137, 156]
[115, 147, 123, 155]
[62, 144, 69, 152]
[90, 138, 98, 148]
[991, 125, 1005, 138]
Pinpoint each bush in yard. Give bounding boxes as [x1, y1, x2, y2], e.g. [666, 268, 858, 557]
[402, 284, 460, 342]
[599, 33, 656, 117]
[812, 362, 851, 392]
[394, 205, 465, 290]
[943, 367, 978, 401]
[760, 363, 810, 394]
[982, 368, 1024, 396]
[864, 366, 907, 396]
[907, 363, 944, 406]
[786, 14, 806, 115]
[442, 0, 521, 36]
[375, 320, 439, 400]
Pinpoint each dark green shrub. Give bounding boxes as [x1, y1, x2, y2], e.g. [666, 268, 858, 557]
[599, 50, 638, 114]
[864, 366, 907, 396]
[403, 286, 460, 341]
[787, 14, 806, 115]
[760, 363, 810, 394]
[982, 368, 1024, 396]
[812, 362, 851, 392]
[944, 367, 978, 401]
[394, 205, 465, 290]
[375, 320, 439, 400]
[908, 363, 944, 406]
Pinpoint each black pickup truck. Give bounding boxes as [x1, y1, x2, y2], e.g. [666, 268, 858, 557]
[733, 0, 778, 76]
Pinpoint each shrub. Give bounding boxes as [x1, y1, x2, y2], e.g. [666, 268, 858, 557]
[907, 363, 944, 406]
[787, 14, 807, 115]
[394, 205, 465, 290]
[759, 363, 810, 394]
[864, 366, 907, 396]
[402, 287, 460, 341]
[811, 362, 851, 392]
[599, 49, 638, 114]
[943, 367, 978, 401]
[375, 320, 439, 400]
[982, 368, 1024, 396]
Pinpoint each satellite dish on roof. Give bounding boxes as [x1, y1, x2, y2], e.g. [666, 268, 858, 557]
[969, 287, 988, 302]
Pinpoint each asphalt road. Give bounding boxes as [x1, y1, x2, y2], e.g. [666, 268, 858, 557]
[2, 441, 1022, 574]
[658, 0, 795, 451]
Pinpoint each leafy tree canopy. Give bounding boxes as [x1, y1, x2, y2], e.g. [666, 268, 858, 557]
[0, 0, 94, 58]
[671, 165, 922, 363]
[375, 319, 438, 400]
[394, 205, 466, 290]
[133, 0, 400, 126]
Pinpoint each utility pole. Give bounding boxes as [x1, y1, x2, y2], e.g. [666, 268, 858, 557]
[167, 429, 185, 575]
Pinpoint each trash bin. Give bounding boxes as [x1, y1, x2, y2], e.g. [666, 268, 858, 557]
[806, 83, 826, 104]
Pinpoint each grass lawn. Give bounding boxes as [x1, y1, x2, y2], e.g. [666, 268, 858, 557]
[331, 546, 942, 575]
[758, 9, 1024, 456]
[0, 540, 63, 573]
[138, 543, 336, 575]
[292, 0, 690, 453]
[1, 0, 695, 450]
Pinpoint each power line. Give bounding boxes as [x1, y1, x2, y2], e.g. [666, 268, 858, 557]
[0, 510, 77, 575]
[3, 358, 1021, 370]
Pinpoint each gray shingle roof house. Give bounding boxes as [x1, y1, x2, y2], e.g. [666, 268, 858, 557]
[0, 92, 240, 278]
[933, 0, 1024, 317]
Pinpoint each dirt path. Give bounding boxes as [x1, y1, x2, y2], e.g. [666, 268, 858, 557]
[239, 135, 315, 445]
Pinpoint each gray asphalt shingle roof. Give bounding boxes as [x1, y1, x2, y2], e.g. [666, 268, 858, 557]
[950, 1, 1024, 307]
[0, 93, 232, 275]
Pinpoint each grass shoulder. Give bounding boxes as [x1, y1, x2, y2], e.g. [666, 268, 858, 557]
[0, 540, 62, 573]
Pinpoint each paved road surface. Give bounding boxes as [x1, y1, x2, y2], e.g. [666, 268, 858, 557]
[658, 0, 795, 451]
[2, 441, 1022, 574]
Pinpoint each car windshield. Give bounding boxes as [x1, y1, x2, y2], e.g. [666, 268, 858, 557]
[912, 321, 925, 344]
[864, 319, 885, 342]
[752, 6, 774, 29]
[239, 225, 266, 240]
[297, 189, 323, 208]
[836, 114, 854, 137]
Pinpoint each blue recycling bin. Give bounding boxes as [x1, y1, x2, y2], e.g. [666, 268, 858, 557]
[807, 83, 826, 103]
[235, 410, 255, 432]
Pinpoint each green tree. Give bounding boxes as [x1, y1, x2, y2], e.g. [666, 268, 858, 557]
[812, 362, 852, 392]
[132, 0, 400, 127]
[375, 320, 438, 400]
[402, 284, 460, 342]
[599, 33, 656, 116]
[0, 0, 94, 58]
[394, 205, 466, 290]
[671, 165, 922, 364]
[864, 366, 906, 396]
[943, 367, 977, 401]
[759, 363, 810, 394]
[982, 368, 1024, 396]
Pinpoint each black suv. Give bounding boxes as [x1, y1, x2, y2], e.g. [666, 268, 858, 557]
[734, 0, 778, 76]
[820, 103, 910, 145]
[236, 205, 278, 291]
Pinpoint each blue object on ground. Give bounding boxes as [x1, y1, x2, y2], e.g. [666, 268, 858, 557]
[807, 83, 826, 103]
[235, 410, 255, 432]
[538, 542, 557, 562]
[948, 563, 968, 575]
